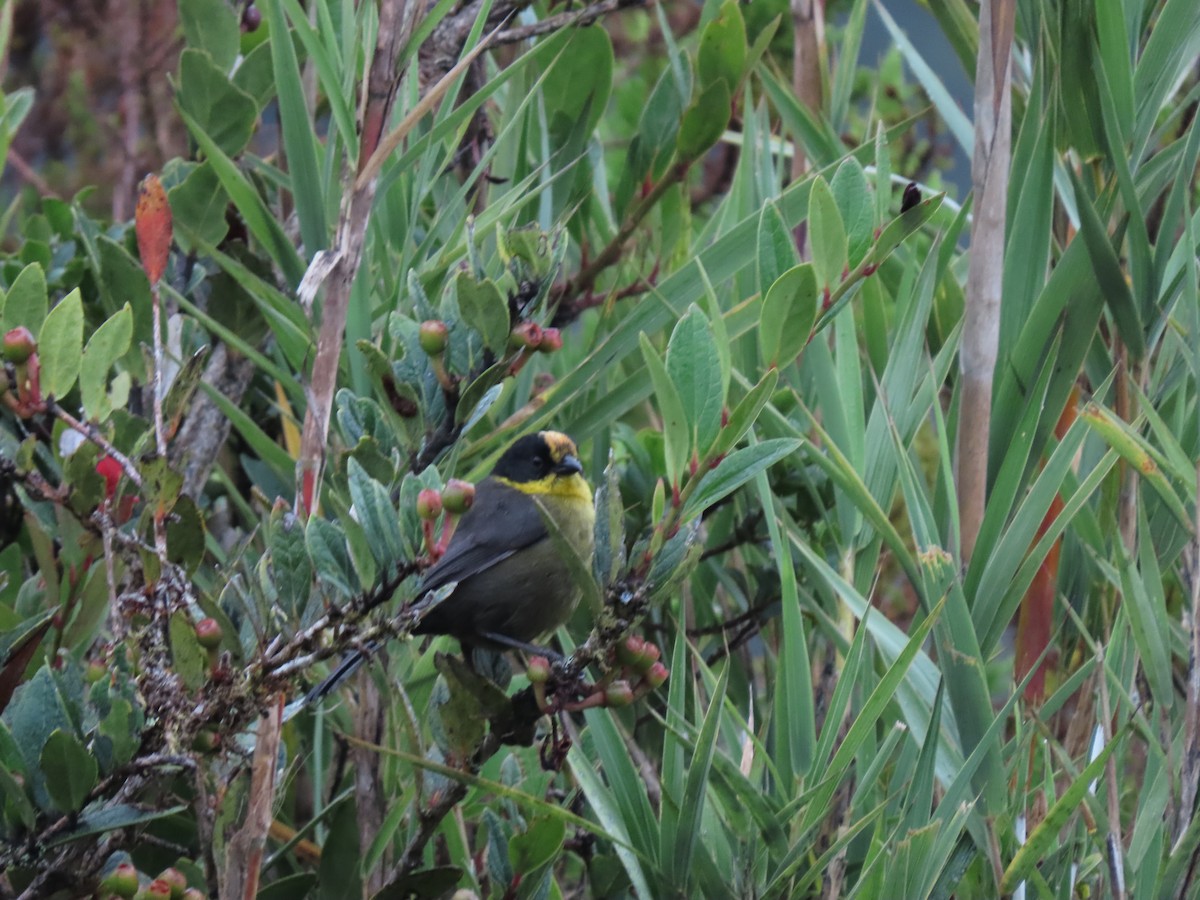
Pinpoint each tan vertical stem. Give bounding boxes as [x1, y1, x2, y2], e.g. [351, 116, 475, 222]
[789, 0, 824, 183]
[956, 0, 1015, 564]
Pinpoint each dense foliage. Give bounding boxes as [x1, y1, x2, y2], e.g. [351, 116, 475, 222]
[0, 0, 1198, 897]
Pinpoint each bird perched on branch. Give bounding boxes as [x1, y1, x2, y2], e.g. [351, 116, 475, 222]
[306, 430, 594, 705]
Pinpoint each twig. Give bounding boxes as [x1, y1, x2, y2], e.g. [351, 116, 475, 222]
[490, 0, 644, 45]
[221, 697, 284, 898]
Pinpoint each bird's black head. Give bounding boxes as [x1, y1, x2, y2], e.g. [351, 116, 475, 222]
[491, 431, 583, 484]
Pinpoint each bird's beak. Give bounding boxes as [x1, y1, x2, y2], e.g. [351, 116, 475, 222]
[554, 454, 583, 476]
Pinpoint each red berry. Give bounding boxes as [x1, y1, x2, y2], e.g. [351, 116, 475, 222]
[194, 618, 222, 650]
[526, 656, 551, 684]
[156, 868, 188, 899]
[416, 488, 443, 520]
[615, 635, 645, 668]
[509, 321, 543, 350]
[605, 681, 635, 707]
[644, 662, 669, 689]
[100, 861, 140, 898]
[536, 327, 563, 353]
[2, 326, 36, 363]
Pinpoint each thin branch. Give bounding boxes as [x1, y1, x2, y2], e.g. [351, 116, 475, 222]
[490, 0, 644, 45]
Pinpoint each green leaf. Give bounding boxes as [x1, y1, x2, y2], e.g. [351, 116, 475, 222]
[830, 158, 874, 268]
[40, 729, 98, 813]
[231, 40, 276, 109]
[455, 273, 510, 356]
[177, 48, 259, 158]
[0, 758, 35, 829]
[1000, 729, 1125, 892]
[757, 203, 798, 297]
[80, 304, 133, 421]
[2, 262, 48, 334]
[509, 816, 566, 875]
[168, 611, 208, 692]
[262, 0, 326, 255]
[346, 457, 404, 569]
[178, 0, 240, 71]
[639, 334, 688, 489]
[269, 505, 313, 619]
[1068, 170, 1145, 359]
[697, 0, 746, 92]
[306, 516, 360, 598]
[666, 307, 724, 458]
[677, 80, 730, 164]
[759, 264, 819, 366]
[96, 237, 154, 358]
[869, 192, 944, 268]
[168, 162, 229, 253]
[98, 696, 138, 769]
[713, 368, 778, 457]
[808, 176, 847, 291]
[38, 288, 83, 399]
[166, 495, 207, 576]
[683, 438, 801, 521]
[177, 107, 305, 287]
[46, 803, 188, 848]
[539, 26, 614, 140]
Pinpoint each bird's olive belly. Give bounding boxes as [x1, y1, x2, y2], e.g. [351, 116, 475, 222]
[419, 538, 588, 643]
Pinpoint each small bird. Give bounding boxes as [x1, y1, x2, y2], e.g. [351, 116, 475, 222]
[306, 431, 594, 704]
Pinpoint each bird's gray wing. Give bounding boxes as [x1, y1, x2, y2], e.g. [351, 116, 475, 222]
[420, 478, 548, 590]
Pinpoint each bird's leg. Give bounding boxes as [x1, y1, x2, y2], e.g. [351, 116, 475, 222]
[478, 630, 566, 663]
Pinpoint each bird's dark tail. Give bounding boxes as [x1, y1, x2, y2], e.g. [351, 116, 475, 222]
[301, 645, 376, 708]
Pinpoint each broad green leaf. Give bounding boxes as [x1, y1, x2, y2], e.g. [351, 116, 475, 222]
[96, 237, 154, 355]
[508, 815, 566, 875]
[455, 273, 510, 356]
[46, 803, 188, 848]
[177, 49, 258, 158]
[666, 307, 723, 457]
[40, 729, 98, 814]
[697, 0, 746, 92]
[3, 262, 48, 334]
[177, 107, 305, 286]
[830, 158, 874, 268]
[80, 304, 133, 421]
[307, 516, 360, 598]
[178, 0, 239, 71]
[539, 26, 614, 139]
[269, 505, 313, 619]
[0, 759, 35, 829]
[759, 264, 818, 366]
[677, 80, 730, 164]
[757, 202, 798, 296]
[346, 457, 405, 568]
[168, 611, 208, 692]
[98, 696, 138, 769]
[807, 176, 847, 291]
[639, 334, 687, 489]
[168, 162, 229, 253]
[683, 438, 801, 521]
[38, 288, 83, 399]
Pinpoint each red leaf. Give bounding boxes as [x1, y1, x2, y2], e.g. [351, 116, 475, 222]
[136, 174, 173, 286]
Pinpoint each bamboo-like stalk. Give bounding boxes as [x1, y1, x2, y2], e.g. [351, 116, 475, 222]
[956, 0, 1015, 564]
